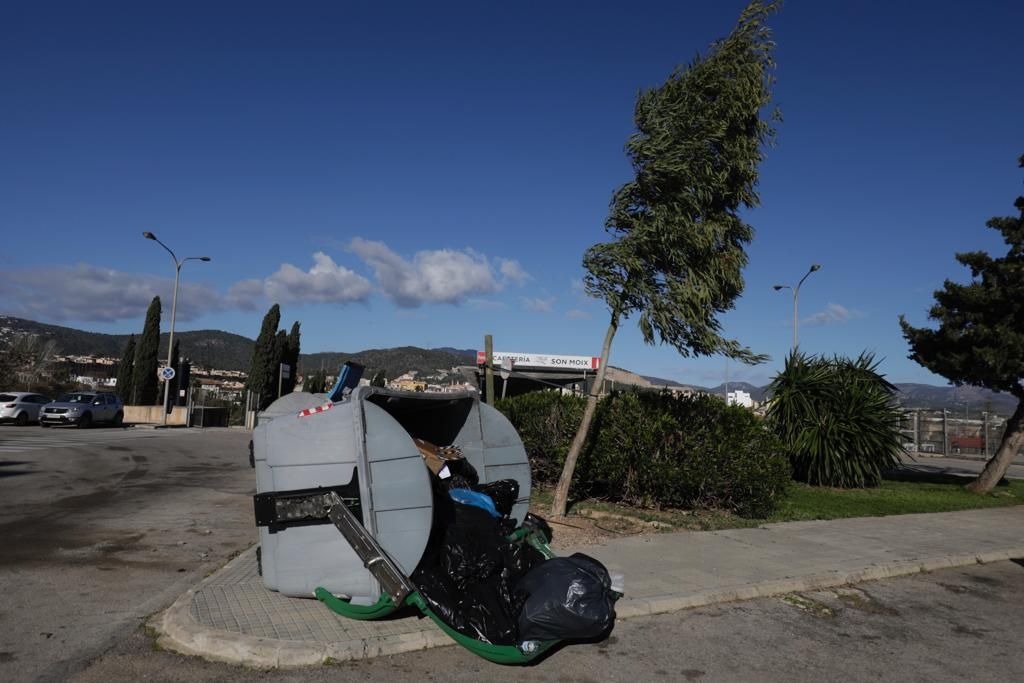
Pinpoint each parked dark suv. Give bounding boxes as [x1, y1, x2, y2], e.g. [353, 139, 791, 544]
[40, 391, 124, 428]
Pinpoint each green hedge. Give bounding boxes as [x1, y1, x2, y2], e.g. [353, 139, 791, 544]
[496, 390, 789, 518]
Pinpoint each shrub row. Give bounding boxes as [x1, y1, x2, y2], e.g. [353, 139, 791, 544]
[496, 390, 789, 518]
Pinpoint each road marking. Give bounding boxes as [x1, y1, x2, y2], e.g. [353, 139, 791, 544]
[0, 428, 199, 454]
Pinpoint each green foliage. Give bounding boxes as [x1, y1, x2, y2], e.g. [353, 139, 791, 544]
[498, 390, 789, 517]
[583, 0, 779, 363]
[496, 392, 586, 484]
[115, 335, 136, 402]
[132, 297, 162, 405]
[582, 392, 789, 518]
[246, 303, 280, 410]
[900, 154, 1024, 400]
[370, 370, 387, 387]
[766, 352, 905, 488]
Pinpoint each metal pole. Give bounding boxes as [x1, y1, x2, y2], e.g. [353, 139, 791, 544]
[942, 409, 949, 455]
[484, 335, 494, 405]
[163, 262, 181, 425]
[983, 411, 990, 457]
[792, 289, 798, 350]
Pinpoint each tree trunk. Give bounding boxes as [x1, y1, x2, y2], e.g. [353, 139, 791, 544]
[550, 311, 619, 518]
[965, 395, 1024, 494]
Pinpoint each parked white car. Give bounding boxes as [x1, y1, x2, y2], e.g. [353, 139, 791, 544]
[0, 392, 54, 426]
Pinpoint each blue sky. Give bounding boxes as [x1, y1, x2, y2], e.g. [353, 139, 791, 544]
[2, 1, 1022, 387]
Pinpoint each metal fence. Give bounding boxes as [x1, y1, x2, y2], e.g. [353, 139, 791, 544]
[898, 410, 1007, 457]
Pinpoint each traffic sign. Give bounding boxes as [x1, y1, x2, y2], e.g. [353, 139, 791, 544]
[500, 357, 513, 380]
[159, 366, 176, 381]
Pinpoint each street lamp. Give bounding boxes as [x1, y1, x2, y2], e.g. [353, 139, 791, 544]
[773, 263, 822, 351]
[143, 231, 211, 425]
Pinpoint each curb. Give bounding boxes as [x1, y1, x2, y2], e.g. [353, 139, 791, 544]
[151, 545, 1024, 668]
[614, 547, 1024, 619]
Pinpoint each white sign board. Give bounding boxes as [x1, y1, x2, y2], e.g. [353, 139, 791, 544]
[477, 351, 601, 370]
[500, 357, 513, 380]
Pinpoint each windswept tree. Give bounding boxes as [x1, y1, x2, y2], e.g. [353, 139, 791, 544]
[115, 335, 136, 403]
[900, 154, 1024, 494]
[552, 0, 780, 517]
[246, 303, 281, 410]
[132, 297, 162, 405]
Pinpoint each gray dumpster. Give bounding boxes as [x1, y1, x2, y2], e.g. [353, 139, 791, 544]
[253, 386, 531, 601]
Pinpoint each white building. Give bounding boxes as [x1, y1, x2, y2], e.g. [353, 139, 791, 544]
[726, 390, 753, 408]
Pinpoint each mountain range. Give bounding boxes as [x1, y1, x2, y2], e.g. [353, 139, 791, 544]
[1, 315, 1017, 414]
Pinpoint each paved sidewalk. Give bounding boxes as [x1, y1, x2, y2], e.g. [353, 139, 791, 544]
[153, 506, 1024, 668]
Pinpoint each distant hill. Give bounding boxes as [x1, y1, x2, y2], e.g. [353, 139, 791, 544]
[892, 382, 1018, 415]
[0, 316, 256, 370]
[302, 347, 474, 381]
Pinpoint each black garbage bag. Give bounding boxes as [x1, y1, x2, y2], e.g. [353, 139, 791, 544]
[439, 503, 506, 587]
[415, 571, 520, 644]
[413, 501, 546, 644]
[443, 457, 479, 490]
[472, 479, 519, 517]
[515, 553, 617, 641]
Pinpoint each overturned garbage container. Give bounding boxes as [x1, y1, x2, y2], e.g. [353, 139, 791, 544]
[253, 386, 531, 602]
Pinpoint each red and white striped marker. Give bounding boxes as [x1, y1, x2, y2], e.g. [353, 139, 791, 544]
[297, 401, 334, 418]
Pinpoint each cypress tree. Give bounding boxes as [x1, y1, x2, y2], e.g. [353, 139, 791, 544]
[271, 330, 287, 402]
[246, 303, 280, 410]
[133, 297, 162, 405]
[284, 321, 301, 395]
[370, 370, 386, 387]
[115, 335, 136, 403]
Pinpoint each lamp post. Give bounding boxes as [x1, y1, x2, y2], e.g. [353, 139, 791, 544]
[143, 231, 211, 425]
[773, 263, 822, 351]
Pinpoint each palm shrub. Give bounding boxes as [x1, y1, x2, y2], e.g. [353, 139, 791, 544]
[766, 351, 905, 487]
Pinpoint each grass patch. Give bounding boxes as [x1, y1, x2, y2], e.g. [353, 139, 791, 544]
[531, 477, 1024, 533]
[768, 478, 1024, 522]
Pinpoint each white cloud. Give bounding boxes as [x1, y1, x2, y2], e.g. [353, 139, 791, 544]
[566, 308, 591, 320]
[498, 259, 530, 286]
[521, 296, 554, 313]
[0, 263, 223, 323]
[262, 252, 372, 305]
[466, 298, 507, 311]
[350, 238, 500, 308]
[226, 279, 264, 311]
[803, 303, 864, 326]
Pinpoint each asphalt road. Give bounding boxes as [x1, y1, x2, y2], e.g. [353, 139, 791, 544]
[69, 560, 1024, 682]
[0, 426, 256, 683]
